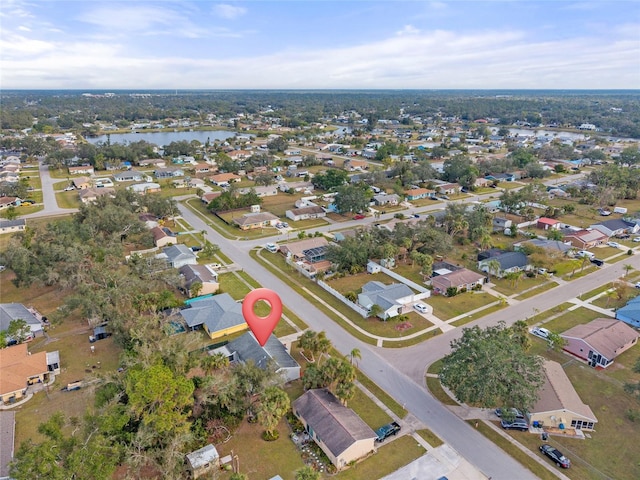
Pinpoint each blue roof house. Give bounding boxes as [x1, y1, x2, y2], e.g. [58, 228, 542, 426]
[616, 297, 640, 328]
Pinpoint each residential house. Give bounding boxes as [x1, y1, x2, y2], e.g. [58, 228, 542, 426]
[185, 444, 219, 479]
[0, 343, 59, 404]
[478, 251, 529, 278]
[373, 193, 400, 206]
[127, 182, 161, 195]
[616, 296, 640, 328]
[154, 168, 184, 179]
[0, 218, 26, 234]
[209, 172, 241, 185]
[68, 165, 94, 175]
[474, 177, 492, 188]
[238, 185, 279, 197]
[431, 268, 486, 296]
[201, 192, 222, 204]
[435, 182, 462, 195]
[94, 178, 115, 188]
[537, 217, 561, 230]
[279, 181, 314, 193]
[78, 187, 116, 203]
[286, 205, 326, 222]
[485, 173, 515, 182]
[563, 229, 608, 249]
[404, 188, 435, 201]
[561, 318, 639, 368]
[138, 158, 166, 168]
[179, 293, 248, 340]
[193, 163, 212, 174]
[220, 332, 300, 383]
[515, 239, 573, 255]
[344, 159, 368, 171]
[113, 170, 146, 182]
[0, 303, 44, 337]
[233, 212, 280, 230]
[160, 244, 198, 268]
[179, 264, 219, 297]
[529, 360, 598, 431]
[590, 219, 638, 238]
[357, 281, 416, 319]
[492, 217, 513, 233]
[151, 226, 176, 248]
[280, 237, 328, 262]
[188, 178, 206, 189]
[72, 177, 92, 190]
[293, 389, 377, 471]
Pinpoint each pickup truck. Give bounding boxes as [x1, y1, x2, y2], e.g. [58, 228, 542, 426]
[375, 421, 401, 442]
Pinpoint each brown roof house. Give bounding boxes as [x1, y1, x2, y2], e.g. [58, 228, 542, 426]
[280, 237, 328, 261]
[561, 318, 639, 369]
[0, 343, 59, 405]
[286, 205, 326, 222]
[431, 268, 486, 296]
[78, 187, 116, 204]
[233, 212, 280, 230]
[563, 229, 608, 249]
[529, 360, 598, 432]
[179, 264, 219, 297]
[293, 389, 377, 471]
[151, 226, 177, 248]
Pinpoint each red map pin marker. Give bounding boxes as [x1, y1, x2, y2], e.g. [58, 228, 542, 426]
[242, 288, 283, 346]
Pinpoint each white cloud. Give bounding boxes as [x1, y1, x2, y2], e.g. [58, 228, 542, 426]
[213, 4, 247, 20]
[396, 25, 420, 36]
[18, 25, 31, 32]
[2, 25, 638, 89]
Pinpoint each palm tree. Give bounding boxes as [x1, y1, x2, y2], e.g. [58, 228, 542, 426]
[349, 348, 362, 367]
[256, 386, 290, 437]
[485, 259, 501, 281]
[623, 264, 634, 278]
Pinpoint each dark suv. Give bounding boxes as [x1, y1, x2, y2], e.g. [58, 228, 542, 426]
[500, 419, 529, 431]
[540, 444, 571, 468]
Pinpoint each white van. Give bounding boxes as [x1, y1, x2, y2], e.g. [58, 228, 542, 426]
[576, 250, 595, 259]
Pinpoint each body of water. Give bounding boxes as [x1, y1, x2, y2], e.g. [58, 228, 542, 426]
[86, 129, 245, 146]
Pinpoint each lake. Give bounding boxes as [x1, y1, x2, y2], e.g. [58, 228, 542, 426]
[86, 129, 245, 146]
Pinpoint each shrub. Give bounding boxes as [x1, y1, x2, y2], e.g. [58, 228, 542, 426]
[262, 430, 280, 441]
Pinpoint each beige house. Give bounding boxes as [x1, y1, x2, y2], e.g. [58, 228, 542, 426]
[293, 389, 377, 470]
[72, 176, 93, 190]
[431, 268, 486, 295]
[529, 360, 598, 431]
[78, 187, 116, 203]
[232, 212, 279, 230]
[561, 318, 639, 368]
[280, 237, 328, 261]
[179, 264, 219, 297]
[185, 444, 219, 479]
[151, 226, 176, 248]
[0, 344, 58, 404]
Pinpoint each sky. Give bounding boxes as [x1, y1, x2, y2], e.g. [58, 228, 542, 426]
[1, 0, 639, 90]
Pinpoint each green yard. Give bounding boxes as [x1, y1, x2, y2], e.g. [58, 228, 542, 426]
[426, 292, 497, 320]
[327, 271, 399, 295]
[542, 307, 608, 334]
[491, 275, 549, 297]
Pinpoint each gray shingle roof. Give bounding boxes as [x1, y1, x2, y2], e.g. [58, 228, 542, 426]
[359, 281, 412, 310]
[293, 389, 376, 457]
[179, 293, 245, 332]
[226, 332, 299, 370]
[0, 303, 41, 331]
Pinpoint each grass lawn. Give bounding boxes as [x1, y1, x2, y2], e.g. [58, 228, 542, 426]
[526, 302, 574, 325]
[416, 428, 443, 448]
[490, 275, 549, 297]
[289, 218, 330, 231]
[426, 292, 497, 320]
[515, 281, 559, 300]
[349, 386, 393, 430]
[425, 360, 458, 406]
[606, 339, 640, 384]
[591, 289, 638, 309]
[217, 418, 306, 480]
[392, 262, 426, 285]
[333, 435, 426, 480]
[473, 422, 558, 480]
[327, 271, 398, 295]
[543, 307, 605, 334]
[578, 283, 617, 301]
[57, 190, 81, 209]
[357, 374, 407, 419]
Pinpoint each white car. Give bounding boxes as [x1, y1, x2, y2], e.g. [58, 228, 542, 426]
[414, 303, 429, 314]
[576, 250, 595, 259]
[265, 243, 279, 253]
[607, 241, 621, 248]
[633, 237, 640, 243]
[531, 327, 551, 339]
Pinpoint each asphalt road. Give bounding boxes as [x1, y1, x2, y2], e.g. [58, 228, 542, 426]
[24, 163, 78, 218]
[178, 203, 539, 480]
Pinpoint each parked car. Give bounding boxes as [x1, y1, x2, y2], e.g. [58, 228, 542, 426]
[607, 241, 621, 248]
[576, 250, 595, 259]
[209, 263, 222, 270]
[265, 243, 279, 253]
[635, 282, 640, 289]
[63, 186, 75, 191]
[495, 408, 525, 419]
[375, 421, 401, 442]
[190, 246, 203, 252]
[353, 214, 365, 220]
[590, 258, 604, 267]
[633, 237, 640, 243]
[531, 327, 551, 339]
[539, 444, 571, 468]
[500, 419, 529, 431]
[414, 303, 429, 314]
